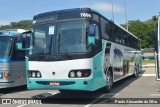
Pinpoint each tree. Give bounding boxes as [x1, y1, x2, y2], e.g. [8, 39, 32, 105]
[0, 20, 32, 30]
[123, 18, 157, 48]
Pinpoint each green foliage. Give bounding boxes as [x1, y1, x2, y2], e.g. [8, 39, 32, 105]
[122, 16, 158, 48]
[0, 20, 32, 30]
[142, 60, 155, 64]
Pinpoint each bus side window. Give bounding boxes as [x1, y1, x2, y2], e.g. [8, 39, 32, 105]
[100, 17, 110, 40]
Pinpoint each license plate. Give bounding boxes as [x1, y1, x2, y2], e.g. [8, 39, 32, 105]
[49, 82, 60, 86]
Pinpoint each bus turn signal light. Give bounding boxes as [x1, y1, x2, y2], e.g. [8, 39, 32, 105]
[4, 72, 10, 79]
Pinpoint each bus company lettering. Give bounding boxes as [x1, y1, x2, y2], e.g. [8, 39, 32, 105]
[80, 13, 91, 18]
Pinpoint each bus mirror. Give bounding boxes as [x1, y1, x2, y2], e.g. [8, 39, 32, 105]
[88, 24, 96, 45]
[16, 31, 32, 50]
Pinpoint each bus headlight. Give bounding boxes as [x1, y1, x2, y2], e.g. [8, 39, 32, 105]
[28, 70, 42, 78]
[32, 72, 36, 78]
[70, 71, 75, 78]
[77, 71, 82, 77]
[37, 72, 41, 78]
[68, 69, 92, 78]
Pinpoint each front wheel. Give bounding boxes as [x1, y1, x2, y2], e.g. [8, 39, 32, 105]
[106, 70, 113, 93]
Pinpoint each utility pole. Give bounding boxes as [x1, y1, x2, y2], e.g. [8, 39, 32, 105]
[111, 0, 114, 22]
[124, 0, 128, 30]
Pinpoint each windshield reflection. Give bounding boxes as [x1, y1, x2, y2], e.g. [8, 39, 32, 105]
[0, 37, 13, 58]
[32, 20, 89, 55]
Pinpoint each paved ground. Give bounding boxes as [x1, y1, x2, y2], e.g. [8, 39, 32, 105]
[0, 66, 160, 107]
[140, 64, 156, 76]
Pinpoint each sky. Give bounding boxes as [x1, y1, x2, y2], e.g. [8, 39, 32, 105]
[0, 0, 160, 26]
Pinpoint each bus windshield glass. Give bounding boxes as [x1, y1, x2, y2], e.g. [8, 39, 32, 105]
[0, 36, 13, 58]
[32, 20, 89, 55]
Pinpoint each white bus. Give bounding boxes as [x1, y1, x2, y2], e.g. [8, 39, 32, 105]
[17, 8, 142, 92]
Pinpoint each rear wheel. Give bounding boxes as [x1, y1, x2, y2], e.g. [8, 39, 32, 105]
[106, 70, 113, 93]
[134, 64, 139, 77]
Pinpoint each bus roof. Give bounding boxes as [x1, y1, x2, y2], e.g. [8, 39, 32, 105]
[0, 29, 26, 36]
[34, 8, 91, 19]
[34, 7, 139, 40]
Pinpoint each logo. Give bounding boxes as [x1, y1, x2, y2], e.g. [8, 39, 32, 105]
[80, 13, 91, 18]
[52, 72, 55, 75]
[114, 48, 123, 60]
[2, 99, 11, 104]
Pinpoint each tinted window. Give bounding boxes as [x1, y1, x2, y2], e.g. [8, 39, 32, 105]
[100, 17, 140, 49]
[100, 17, 110, 39]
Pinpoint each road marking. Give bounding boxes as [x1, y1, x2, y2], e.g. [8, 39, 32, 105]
[138, 74, 156, 76]
[17, 104, 27, 107]
[84, 94, 105, 107]
[150, 94, 160, 96]
[151, 81, 157, 86]
[17, 92, 57, 107]
[19, 92, 26, 94]
[48, 92, 58, 95]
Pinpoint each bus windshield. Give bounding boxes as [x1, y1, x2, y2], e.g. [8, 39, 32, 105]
[32, 20, 89, 55]
[0, 36, 13, 58]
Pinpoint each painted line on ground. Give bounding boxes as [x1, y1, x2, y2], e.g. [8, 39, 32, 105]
[19, 92, 26, 94]
[151, 81, 157, 86]
[84, 94, 105, 107]
[17, 92, 57, 107]
[138, 74, 156, 76]
[150, 94, 160, 97]
[17, 104, 27, 107]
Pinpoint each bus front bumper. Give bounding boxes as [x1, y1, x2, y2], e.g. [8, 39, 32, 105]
[27, 78, 94, 91]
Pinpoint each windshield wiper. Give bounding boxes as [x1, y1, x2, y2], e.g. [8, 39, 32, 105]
[58, 34, 72, 59]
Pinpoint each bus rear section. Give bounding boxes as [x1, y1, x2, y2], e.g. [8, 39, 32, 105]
[0, 29, 27, 88]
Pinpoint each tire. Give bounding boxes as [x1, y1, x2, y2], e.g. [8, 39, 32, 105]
[106, 70, 113, 93]
[59, 90, 72, 93]
[134, 65, 139, 77]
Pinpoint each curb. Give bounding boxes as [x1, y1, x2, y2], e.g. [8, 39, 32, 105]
[142, 65, 155, 67]
[138, 74, 156, 76]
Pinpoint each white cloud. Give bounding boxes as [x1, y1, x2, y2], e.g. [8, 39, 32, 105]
[0, 20, 10, 26]
[87, 2, 123, 13]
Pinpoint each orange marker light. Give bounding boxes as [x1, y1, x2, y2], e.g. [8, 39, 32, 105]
[4, 72, 10, 79]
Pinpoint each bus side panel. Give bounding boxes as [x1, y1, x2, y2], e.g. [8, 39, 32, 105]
[10, 61, 26, 87]
[92, 52, 106, 90]
[0, 61, 26, 88]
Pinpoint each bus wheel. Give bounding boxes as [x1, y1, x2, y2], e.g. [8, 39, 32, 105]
[106, 70, 113, 93]
[59, 90, 72, 93]
[134, 65, 139, 77]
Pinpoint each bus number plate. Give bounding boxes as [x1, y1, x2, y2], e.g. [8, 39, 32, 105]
[49, 82, 60, 86]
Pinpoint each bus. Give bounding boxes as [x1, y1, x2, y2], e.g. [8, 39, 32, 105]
[154, 16, 160, 80]
[17, 8, 141, 92]
[0, 29, 28, 88]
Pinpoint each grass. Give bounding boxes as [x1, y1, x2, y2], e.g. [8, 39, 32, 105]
[143, 53, 154, 56]
[142, 60, 155, 65]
